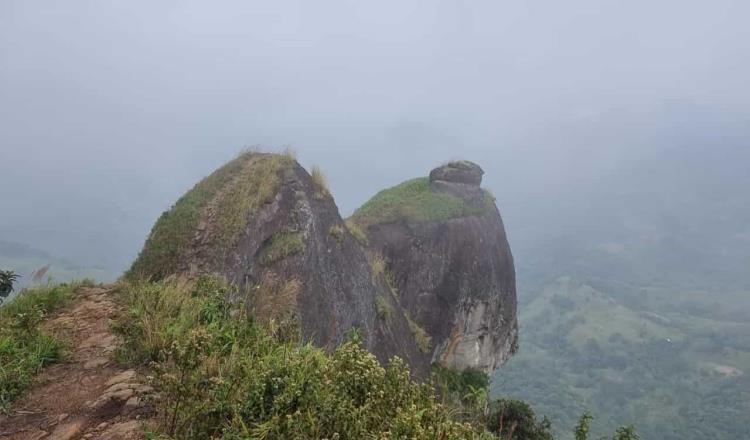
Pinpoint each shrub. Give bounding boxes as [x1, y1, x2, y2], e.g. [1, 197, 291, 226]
[486, 398, 554, 440]
[114, 277, 496, 439]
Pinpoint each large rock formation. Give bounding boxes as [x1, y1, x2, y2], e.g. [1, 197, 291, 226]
[130, 153, 516, 376]
[351, 161, 518, 372]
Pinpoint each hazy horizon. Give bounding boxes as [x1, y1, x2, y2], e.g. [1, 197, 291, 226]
[2, 1, 749, 271]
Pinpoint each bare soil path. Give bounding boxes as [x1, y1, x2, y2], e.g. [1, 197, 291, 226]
[0, 286, 151, 440]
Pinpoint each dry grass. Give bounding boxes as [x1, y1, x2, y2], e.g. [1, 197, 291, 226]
[369, 252, 387, 280]
[310, 165, 331, 200]
[345, 218, 369, 246]
[375, 295, 393, 321]
[214, 153, 294, 255]
[328, 224, 346, 244]
[406, 314, 432, 354]
[249, 272, 302, 321]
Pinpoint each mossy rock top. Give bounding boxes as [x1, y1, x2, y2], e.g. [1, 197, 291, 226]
[128, 152, 294, 280]
[348, 175, 494, 230]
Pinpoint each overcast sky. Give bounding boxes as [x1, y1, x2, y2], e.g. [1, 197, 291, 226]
[1, 1, 749, 271]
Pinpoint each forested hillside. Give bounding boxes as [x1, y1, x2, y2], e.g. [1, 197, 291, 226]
[494, 146, 750, 439]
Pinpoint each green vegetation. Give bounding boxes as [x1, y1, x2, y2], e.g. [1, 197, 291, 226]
[406, 313, 431, 354]
[368, 252, 387, 280]
[328, 224, 345, 244]
[213, 153, 293, 253]
[0, 270, 19, 303]
[114, 277, 498, 439]
[349, 177, 494, 229]
[0, 282, 83, 410]
[493, 277, 749, 440]
[310, 165, 331, 200]
[344, 218, 368, 245]
[375, 295, 393, 321]
[127, 151, 292, 280]
[258, 231, 305, 265]
[486, 399, 553, 440]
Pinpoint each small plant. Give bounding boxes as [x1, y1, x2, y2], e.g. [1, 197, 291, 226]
[345, 218, 369, 245]
[574, 412, 593, 440]
[406, 314, 431, 353]
[310, 165, 331, 200]
[0, 270, 20, 303]
[258, 231, 305, 265]
[328, 224, 345, 244]
[369, 252, 387, 280]
[375, 295, 393, 321]
[612, 425, 640, 440]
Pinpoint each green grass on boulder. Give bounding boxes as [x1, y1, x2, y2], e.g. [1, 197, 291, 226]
[127, 152, 293, 280]
[349, 177, 494, 229]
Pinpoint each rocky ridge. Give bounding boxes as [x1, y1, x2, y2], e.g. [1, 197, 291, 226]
[129, 153, 517, 376]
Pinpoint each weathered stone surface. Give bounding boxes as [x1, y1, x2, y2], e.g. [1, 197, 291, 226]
[96, 421, 142, 440]
[105, 370, 136, 387]
[365, 162, 517, 373]
[429, 160, 484, 186]
[48, 420, 85, 440]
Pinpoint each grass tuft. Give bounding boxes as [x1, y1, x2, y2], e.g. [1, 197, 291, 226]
[328, 224, 346, 244]
[345, 218, 369, 245]
[310, 165, 331, 200]
[375, 295, 393, 321]
[406, 314, 432, 354]
[258, 232, 305, 265]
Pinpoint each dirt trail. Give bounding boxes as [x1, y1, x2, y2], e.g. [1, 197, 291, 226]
[0, 286, 151, 440]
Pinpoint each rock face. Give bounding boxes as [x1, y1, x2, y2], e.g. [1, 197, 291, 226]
[362, 162, 518, 372]
[130, 153, 516, 376]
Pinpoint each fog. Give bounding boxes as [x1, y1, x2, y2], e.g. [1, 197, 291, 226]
[2, 0, 749, 272]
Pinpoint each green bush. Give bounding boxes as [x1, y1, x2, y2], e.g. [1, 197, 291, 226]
[486, 399, 554, 440]
[115, 277, 495, 439]
[114, 277, 641, 439]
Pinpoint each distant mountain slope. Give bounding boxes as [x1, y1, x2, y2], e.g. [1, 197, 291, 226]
[0, 240, 117, 291]
[494, 146, 750, 440]
[494, 278, 750, 440]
